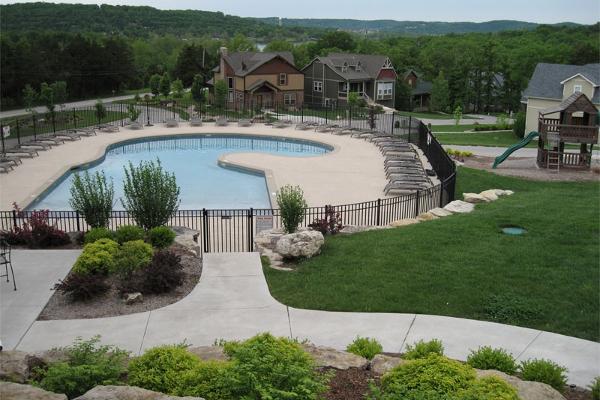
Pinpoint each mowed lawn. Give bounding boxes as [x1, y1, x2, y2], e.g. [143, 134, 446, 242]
[264, 168, 600, 341]
[434, 130, 532, 148]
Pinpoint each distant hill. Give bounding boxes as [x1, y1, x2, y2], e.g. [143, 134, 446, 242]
[256, 18, 580, 35]
[0, 3, 321, 40]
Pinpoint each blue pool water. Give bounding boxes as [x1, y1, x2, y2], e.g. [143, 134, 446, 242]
[29, 135, 331, 210]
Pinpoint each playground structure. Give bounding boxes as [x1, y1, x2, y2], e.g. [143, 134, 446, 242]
[493, 92, 598, 170]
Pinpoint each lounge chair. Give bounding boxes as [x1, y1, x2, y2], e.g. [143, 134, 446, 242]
[315, 123, 336, 133]
[53, 132, 82, 141]
[68, 128, 96, 136]
[1, 155, 22, 165]
[98, 124, 119, 133]
[127, 121, 143, 130]
[238, 119, 253, 127]
[164, 119, 178, 128]
[4, 147, 38, 158]
[0, 162, 14, 173]
[215, 117, 228, 126]
[295, 121, 318, 130]
[20, 142, 51, 151]
[189, 117, 203, 127]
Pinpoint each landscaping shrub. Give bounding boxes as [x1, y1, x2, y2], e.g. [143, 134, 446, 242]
[6, 208, 70, 248]
[128, 344, 200, 394]
[520, 359, 567, 392]
[34, 336, 128, 399]
[176, 360, 236, 399]
[591, 376, 600, 400]
[140, 250, 184, 294]
[83, 227, 114, 244]
[484, 293, 540, 325]
[309, 205, 343, 235]
[276, 185, 307, 234]
[377, 354, 475, 399]
[346, 336, 383, 360]
[403, 339, 444, 360]
[69, 171, 114, 228]
[147, 226, 176, 248]
[54, 272, 109, 301]
[466, 346, 518, 375]
[223, 333, 329, 398]
[72, 238, 119, 275]
[513, 111, 526, 138]
[114, 225, 145, 244]
[112, 240, 153, 276]
[460, 376, 519, 400]
[121, 159, 180, 230]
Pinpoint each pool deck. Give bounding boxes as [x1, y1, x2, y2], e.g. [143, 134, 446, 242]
[0, 124, 400, 210]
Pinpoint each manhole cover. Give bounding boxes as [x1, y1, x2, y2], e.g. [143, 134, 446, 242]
[501, 226, 527, 235]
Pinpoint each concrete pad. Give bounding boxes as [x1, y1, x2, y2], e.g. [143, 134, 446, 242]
[289, 308, 415, 352]
[517, 331, 600, 388]
[0, 250, 79, 350]
[17, 312, 149, 354]
[201, 252, 263, 277]
[404, 314, 540, 360]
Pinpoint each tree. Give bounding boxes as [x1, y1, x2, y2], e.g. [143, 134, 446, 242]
[264, 40, 294, 52]
[22, 84, 37, 112]
[214, 80, 228, 108]
[395, 79, 412, 111]
[51, 81, 68, 108]
[453, 105, 462, 126]
[127, 104, 141, 122]
[39, 82, 55, 114]
[430, 71, 449, 112]
[316, 31, 356, 52]
[228, 33, 256, 52]
[513, 111, 526, 138]
[149, 74, 161, 97]
[173, 44, 214, 87]
[171, 79, 184, 98]
[347, 92, 360, 108]
[95, 100, 107, 123]
[191, 74, 205, 104]
[159, 73, 171, 97]
[69, 171, 114, 228]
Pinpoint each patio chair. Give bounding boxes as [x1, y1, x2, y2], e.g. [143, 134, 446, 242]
[333, 126, 359, 135]
[0, 239, 16, 290]
[68, 128, 96, 136]
[53, 131, 82, 141]
[1, 155, 22, 165]
[189, 117, 203, 127]
[127, 121, 143, 130]
[98, 124, 119, 133]
[238, 119, 253, 127]
[215, 117, 228, 126]
[165, 119, 179, 128]
[4, 147, 38, 158]
[295, 121, 317, 130]
[19, 142, 51, 151]
[0, 162, 14, 173]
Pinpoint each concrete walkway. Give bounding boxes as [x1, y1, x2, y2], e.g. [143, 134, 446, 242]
[444, 144, 600, 159]
[3, 251, 598, 387]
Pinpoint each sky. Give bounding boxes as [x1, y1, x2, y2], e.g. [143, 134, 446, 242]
[1, 0, 599, 24]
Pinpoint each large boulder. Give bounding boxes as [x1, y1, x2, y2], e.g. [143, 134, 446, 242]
[301, 344, 368, 370]
[0, 350, 32, 383]
[389, 218, 420, 227]
[0, 382, 67, 400]
[443, 200, 475, 214]
[417, 212, 439, 221]
[429, 207, 453, 217]
[479, 189, 499, 202]
[275, 230, 324, 259]
[463, 192, 489, 204]
[370, 354, 407, 375]
[171, 227, 201, 256]
[339, 225, 392, 235]
[73, 385, 204, 400]
[476, 370, 566, 400]
[187, 346, 228, 362]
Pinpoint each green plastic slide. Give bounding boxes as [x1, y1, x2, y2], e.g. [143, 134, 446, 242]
[492, 131, 539, 169]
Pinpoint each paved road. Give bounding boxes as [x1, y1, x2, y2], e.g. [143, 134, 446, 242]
[4, 251, 598, 387]
[0, 94, 151, 119]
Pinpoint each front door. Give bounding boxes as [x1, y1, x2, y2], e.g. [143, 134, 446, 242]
[256, 95, 262, 109]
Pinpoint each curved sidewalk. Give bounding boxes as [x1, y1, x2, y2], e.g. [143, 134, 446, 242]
[7, 251, 599, 387]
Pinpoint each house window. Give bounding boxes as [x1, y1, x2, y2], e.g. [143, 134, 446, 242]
[573, 84, 582, 93]
[228, 91, 234, 102]
[377, 82, 393, 99]
[279, 73, 287, 86]
[227, 77, 234, 89]
[284, 93, 296, 106]
[341, 62, 348, 73]
[408, 78, 413, 86]
[313, 80, 323, 92]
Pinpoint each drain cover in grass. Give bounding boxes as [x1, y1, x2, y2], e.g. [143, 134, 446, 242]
[501, 226, 527, 235]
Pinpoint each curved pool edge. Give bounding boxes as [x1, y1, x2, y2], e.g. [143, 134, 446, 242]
[23, 132, 336, 210]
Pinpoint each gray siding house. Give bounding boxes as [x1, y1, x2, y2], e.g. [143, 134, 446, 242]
[301, 53, 397, 109]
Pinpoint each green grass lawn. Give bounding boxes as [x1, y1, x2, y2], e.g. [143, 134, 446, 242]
[396, 111, 478, 120]
[264, 168, 600, 341]
[434, 130, 533, 148]
[431, 124, 510, 133]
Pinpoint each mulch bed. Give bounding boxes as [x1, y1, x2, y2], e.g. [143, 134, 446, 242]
[322, 367, 378, 400]
[38, 244, 201, 320]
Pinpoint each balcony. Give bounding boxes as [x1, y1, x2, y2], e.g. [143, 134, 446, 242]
[538, 118, 599, 144]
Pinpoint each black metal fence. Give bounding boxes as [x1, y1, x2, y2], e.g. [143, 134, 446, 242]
[0, 104, 455, 254]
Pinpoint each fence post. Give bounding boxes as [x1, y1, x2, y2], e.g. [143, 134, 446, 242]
[301, 105, 304, 123]
[376, 198, 381, 226]
[202, 208, 209, 253]
[248, 208, 254, 251]
[0, 123, 4, 154]
[121, 103, 125, 127]
[146, 100, 152, 126]
[32, 114, 37, 141]
[391, 112, 395, 135]
[349, 106, 352, 128]
[415, 190, 420, 217]
[72, 109, 77, 129]
[51, 112, 56, 134]
[12, 209, 18, 230]
[439, 180, 445, 208]
[325, 105, 328, 124]
[76, 211, 81, 232]
[408, 116, 412, 142]
[16, 119, 21, 145]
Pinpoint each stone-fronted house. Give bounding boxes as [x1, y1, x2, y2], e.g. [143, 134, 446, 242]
[211, 48, 304, 109]
[302, 53, 397, 108]
[403, 69, 432, 111]
[522, 63, 600, 133]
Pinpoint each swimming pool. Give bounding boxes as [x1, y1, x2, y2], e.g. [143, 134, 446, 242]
[28, 134, 331, 210]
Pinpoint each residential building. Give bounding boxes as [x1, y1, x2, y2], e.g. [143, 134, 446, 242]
[521, 63, 600, 133]
[210, 48, 304, 109]
[403, 69, 431, 111]
[302, 53, 397, 108]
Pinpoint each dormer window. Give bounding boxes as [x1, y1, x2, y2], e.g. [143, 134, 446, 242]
[356, 62, 362, 72]
[573, 84, 582, 93]
[341, 62, 348, 73]
[279, 73, 287, 86]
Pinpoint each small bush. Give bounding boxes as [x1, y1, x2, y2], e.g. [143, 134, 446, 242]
[54, 272, 109, 302]
[461, 376, 519, 400]
[404, 339, 444, 360]
[34, 336, 128, 399]
[114, 225, 145, 244]
[378, 354, 475, 398]
[69, 171, 114, 228]
[147, 226, 176, 248]
[309, 205, 343, 235]
[128, 344, 200, 394]
[112, 240, 153, 276]
[513, 111, 526, 139]
[224, 333, 329, 398]
[72, 238, 119, 275]
[121, 159, 180, 230]
[466, 346, 518, 375]
[84, 227, 114, 244]
[276, 185, 307, 234]
[140, 250, 184, 294]
[176, 360, 236, 399]
[520, 359, 567, 392]
[346, 336, 383, 360]
[591, 376, 600, 400]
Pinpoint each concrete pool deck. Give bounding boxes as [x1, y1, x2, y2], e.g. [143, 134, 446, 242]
[0, 124, 399, 210]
